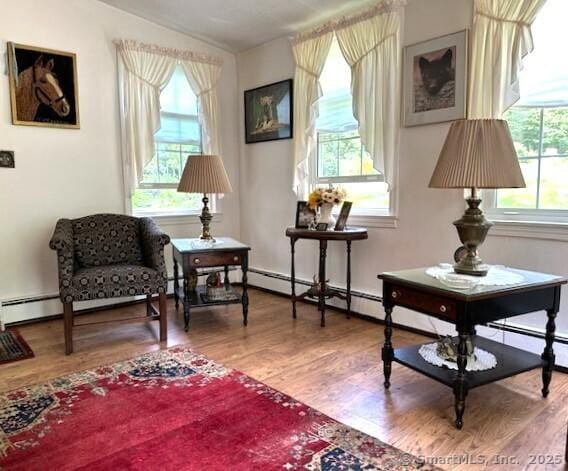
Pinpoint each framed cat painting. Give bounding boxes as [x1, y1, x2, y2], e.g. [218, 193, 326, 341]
[403, 30, 468, 127]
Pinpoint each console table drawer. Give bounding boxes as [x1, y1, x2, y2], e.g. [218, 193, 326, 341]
[388, 286, 456, 321]
[186, 251, 244, 268]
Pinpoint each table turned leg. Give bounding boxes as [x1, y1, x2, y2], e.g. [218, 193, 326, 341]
[542, 307, 557, 398]
[173, 259, 179, 311]
[453, 330, 469, 429]
[290, 237, 297, 319]
[319, 239, 328, 327]
[346, 240, 352, 319]
[242, 255, 249, 326]
[382, 303, 394, 388]
[224, 265, 230, 287]
[183, 275, 190, 332]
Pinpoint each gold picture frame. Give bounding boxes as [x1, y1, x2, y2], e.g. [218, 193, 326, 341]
[7, 42, 80, 129]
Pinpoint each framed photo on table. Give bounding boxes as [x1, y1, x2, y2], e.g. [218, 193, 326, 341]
[334, 202, 353, 231]
[295, 201, 315, 229]
[403, 30, 467, 127]
[244, 79, 293, 143]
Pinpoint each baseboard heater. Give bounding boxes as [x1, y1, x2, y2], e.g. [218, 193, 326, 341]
[248, 267, 568, 347]
[3, 267, 567, 348]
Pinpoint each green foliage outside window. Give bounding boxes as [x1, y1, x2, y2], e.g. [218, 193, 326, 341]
[499, 107, 568, 210]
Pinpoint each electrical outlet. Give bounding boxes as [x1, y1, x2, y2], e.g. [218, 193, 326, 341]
[0, 151, 14, 168]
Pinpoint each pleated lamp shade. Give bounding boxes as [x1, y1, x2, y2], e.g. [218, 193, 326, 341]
[177, 155, 233, 194]
[429, 119, 526, 189]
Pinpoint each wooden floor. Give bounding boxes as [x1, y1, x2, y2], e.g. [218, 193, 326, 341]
[2, 289, 567, 470]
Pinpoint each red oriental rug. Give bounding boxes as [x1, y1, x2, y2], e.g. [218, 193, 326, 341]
[0, 346, 435, 470]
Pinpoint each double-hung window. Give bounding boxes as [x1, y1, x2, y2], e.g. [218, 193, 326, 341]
[485, 0, 568, 223]
[315, 38, 390, 212]
[132, 66, 204, 215]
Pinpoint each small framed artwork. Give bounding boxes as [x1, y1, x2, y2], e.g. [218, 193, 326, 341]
[334, 201, 353, 231]
[7, 42, 80, 129]
[403, 30, 468, 127]
[316, 223, 329, 232]
[295, 201, 316, 229]
[244, 79, 293, 144]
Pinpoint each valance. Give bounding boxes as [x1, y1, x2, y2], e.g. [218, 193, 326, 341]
[114, 39, 222, 66]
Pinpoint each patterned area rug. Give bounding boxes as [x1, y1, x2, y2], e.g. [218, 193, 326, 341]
[0, 329, 34, 365]
[0, 346, 437, 470]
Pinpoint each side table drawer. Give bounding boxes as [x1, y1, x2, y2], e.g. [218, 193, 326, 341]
[186, 251, 244, 268]
[388, 286, 456, 321]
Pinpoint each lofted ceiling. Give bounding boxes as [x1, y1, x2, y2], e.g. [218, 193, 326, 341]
[99, 0, 376, 53]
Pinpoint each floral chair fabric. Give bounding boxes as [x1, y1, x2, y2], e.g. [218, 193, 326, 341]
[50, 214, 170, 304]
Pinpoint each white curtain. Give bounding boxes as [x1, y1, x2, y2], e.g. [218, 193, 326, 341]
[292, 30, 333, 197]
[181, 60, 222, 155]
[116, 41, 177, 189]
[468, 0, 547, 118]
[335, 3, 403, 189]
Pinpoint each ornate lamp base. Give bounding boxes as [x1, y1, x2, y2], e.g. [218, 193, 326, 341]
[199, 194, 215, 242]
[453, 190, 493, 277]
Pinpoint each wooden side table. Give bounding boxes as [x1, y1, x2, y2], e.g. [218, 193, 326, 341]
[285, 227, 368, 327]
[378, 267, 566, 429]
[172, 238, 251, 331]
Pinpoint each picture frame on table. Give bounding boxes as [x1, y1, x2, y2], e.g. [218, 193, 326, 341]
[244, 79, 293, 144]
[403, 30, 468, 127]
[315, 223, 329, 232]
[295, 201, 316, 229]
[334, 201, 353, 231]
[7, 42, 80, 129]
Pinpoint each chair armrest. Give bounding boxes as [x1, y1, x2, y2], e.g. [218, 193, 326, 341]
[139, 218, 170, 278]
[49, 218, 74, 252]
[49, 219, 75, 291]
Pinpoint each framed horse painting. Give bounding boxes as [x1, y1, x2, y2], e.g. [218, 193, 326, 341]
[7, 43, 80, 129]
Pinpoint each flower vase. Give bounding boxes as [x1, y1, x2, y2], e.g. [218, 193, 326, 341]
[318, 203, 335, 228]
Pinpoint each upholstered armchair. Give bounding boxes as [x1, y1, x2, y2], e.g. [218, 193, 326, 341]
[49, 214, 170, 354]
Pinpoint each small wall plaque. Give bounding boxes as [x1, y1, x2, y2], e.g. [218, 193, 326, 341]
[0, 151, 15, 168]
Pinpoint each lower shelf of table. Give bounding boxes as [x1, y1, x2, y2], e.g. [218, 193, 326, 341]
[393, 335, 546, 389]
[175, 285, 242, 308]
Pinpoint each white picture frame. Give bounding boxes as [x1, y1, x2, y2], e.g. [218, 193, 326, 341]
[403, 30, 468, 127]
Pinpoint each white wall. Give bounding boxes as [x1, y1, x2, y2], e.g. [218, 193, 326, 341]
[0, 0, 241, 323]
[237, 0, 568, 366]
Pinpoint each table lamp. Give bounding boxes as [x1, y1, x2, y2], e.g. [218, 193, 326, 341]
[177, 154, 233, 242]
[429, 119, 525, 276]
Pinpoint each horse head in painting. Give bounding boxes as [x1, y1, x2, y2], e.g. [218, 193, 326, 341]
[16, 55, 71, 122]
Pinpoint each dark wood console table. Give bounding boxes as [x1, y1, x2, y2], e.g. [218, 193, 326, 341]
[378, 267, 566, 429]
[172, 238, 250, 331]
[285, 227, 368, 327]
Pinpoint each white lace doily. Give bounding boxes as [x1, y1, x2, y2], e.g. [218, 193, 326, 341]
[426, 264, 524, 288]
[419, 342, 497, 371]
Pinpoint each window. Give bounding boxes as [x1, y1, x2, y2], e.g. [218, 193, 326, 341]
[315, 38, 390, 211]
[489, 0, 568, 220]
[132, 66, 204, 215]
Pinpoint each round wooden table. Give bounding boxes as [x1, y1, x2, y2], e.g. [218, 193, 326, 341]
[285, 227, 368, 326]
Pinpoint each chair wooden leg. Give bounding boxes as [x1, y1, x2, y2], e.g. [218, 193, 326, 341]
[63, 302, 74, 355]
[158, 292, 167, 342]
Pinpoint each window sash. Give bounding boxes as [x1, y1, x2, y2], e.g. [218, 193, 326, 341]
[492, 106, 568, 213]
[315, 132, 383, 183]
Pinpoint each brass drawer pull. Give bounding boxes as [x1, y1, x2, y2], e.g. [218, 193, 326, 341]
[392, 290, 399, 299]
[233, 256, 240, 262]
[194, 258, 200, 264]
[440, 305, 447, 313]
